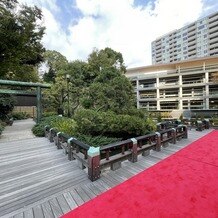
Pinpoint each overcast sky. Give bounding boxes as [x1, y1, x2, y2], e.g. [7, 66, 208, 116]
[19, 0, 218, 68]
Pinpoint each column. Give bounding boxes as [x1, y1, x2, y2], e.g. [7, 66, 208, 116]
[179, 75, 183, 110]
[156, 77, 160, 110]
[136, 79, 140, 109]
[36, 86, 42, 124]
[205, 72, 209, 109]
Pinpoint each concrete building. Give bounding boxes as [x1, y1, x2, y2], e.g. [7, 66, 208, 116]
[151, 12, 218, 64]
[126, 56, 218, 118]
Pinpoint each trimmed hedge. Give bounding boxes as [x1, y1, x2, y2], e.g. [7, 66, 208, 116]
[74, 109, 156, 139]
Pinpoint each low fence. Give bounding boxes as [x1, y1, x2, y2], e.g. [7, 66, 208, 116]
[44, 125, 188, 181]
[13, 106, 36, 118]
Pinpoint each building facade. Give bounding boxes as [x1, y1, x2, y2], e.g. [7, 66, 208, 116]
[151, 12, 218, 64]
[126, 57, 218, 116]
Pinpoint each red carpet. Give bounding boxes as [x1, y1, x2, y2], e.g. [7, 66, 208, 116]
[62, 131, 218, 218]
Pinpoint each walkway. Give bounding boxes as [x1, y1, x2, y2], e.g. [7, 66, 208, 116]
[0, 119, 213, 218]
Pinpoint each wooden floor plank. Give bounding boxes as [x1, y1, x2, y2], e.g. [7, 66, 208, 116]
[62, 192, 78, 210]
[69, 189, 85, 206]
[23, 209, 34, 218]
[32, 205, 44, 218]
[13, 212, 24, 218]
[41, 201, 54, 218]
[56, 195, 71, 214]
[49, 198, 63, 218]
[74, 187, 91, 202]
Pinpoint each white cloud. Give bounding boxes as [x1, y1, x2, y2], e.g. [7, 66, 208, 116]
[17, 0, 218, 67]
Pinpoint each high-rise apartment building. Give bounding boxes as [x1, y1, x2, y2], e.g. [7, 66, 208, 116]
[151, 12, 218, 64]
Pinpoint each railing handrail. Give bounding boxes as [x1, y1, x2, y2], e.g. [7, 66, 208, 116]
[100, 138, 132, 151]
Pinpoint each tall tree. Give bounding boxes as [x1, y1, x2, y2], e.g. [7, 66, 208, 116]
[42, 50, 68, 83]
[0, 0, 45, 81]
[87, 47, 126, 79]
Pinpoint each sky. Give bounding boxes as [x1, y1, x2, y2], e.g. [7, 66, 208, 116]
[19, 0, 218, 68]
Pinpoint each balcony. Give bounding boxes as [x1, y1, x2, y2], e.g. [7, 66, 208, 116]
[209, 25, 218, 33]
[159, 81, 179, 87]
[209, 37, 218, 44]
[205, 64, 218, 71]
[182, 79, 204, 85]
[159, 94, 179, 99]
[208, 20, 218, 28]
[209, 48, 218, 55]
[138, 84, 156, 90]
[209, 91, 218, 97]
[208, 14, 218, 22]
[139, 94, 156, 100]
[209, 31, 218, 39]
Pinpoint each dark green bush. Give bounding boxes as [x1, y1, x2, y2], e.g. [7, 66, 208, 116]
[0, 94, 16, 120]
[74, 109, 156, 139]
[42, 111, 58, 117]
[32, 124, 45, 137]
[0, 123, 4, 135]
[12, 112, 30, 120]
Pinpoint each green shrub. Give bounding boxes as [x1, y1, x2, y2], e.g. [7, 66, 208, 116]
[0, 94, 16, 120]
[12, 112, 29, 120]
[51, 118, 77, 136]
[32, 115, 63, 137]
[76, 135, 120, 147]
[32, 115, 77, 137]
[42, 111, 58, 117]
[32, 124, 45, 137]
[74, 109, 156, 139]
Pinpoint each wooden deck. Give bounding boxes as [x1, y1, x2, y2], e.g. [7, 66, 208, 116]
[0, 120, 213, 218]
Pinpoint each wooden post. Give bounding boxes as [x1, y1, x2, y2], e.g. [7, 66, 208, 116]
[183, 125, 188, 138]
[67, 137, 75, 161]
[44, 125, 49, 138]
[49, 128, 54, 143]
[56, 132, 62, 149]
[171, 128, 176, 144]
[130, 138, 138, 162]
[88, 147, 100, 181]
[155, 132, 161, 151]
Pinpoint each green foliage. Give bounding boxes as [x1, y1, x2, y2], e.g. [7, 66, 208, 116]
[74, 109, 155, 139]
[12, 112, 29, 120]
[43, 50, 68, 83]
[43, 48, 134, 116]
[32, 115, 77, 137]
[0, 0, 45, 81]
[32, 115, 64, 137]
[42, 111, 58, 117]
[88, 47, 126, 75]
[81, 68, 135, 113]
[32, 124, 45, 137]
[51, 118, 77, 136]
[0, 94, 16, 119]
[75, 135, 120, 147]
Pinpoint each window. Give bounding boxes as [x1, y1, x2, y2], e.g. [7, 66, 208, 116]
[198, 25, 205, 30]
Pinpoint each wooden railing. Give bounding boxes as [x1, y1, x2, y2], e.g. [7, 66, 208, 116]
[44, 124, 188, 181]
